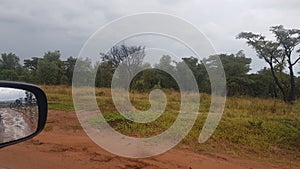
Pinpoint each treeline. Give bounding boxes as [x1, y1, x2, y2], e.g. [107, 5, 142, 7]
[1, 48, 299, 100]
[0, 51, 76, 85]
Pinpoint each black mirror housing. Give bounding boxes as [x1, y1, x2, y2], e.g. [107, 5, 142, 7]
[0, 81, 47, 148]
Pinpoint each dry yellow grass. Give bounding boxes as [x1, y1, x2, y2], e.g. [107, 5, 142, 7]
[42, 85, 300, 165]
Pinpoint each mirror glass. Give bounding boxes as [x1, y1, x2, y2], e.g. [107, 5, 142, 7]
[0, 87, 38, 144]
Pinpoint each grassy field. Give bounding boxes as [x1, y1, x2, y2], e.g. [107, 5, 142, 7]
[42, 85, 300, 165]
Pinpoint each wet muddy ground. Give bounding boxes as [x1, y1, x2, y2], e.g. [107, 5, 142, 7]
[0, 108, 37, 143]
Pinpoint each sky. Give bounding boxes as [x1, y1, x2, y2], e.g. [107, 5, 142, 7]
[0, 0, 300, 72]
[0, 88, 26, 102]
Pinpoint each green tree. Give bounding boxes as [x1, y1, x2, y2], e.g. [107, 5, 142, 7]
[204, 51, 252, 96]
[95, 61, 114, 88]
[72, 58, 94, 86]
[63, 57, 77, 85]
[0, 53, 22, 81]
[37, 59, 59, 85]
[36, 51, 63, 85]
[130, 68, 160, 91]
[238, 25, 300, 103]
[255, 68, 289, 98]
[270, 25, 300, 102]
[24, 57, 39, 71]
[0, 53, 20, 70]
[23, 57, 40, 83]
[176, 57, 204, 91]
[155, 55, 178, 89]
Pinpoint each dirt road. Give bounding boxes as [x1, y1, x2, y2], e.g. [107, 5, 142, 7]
[0, 110, 298, 169]
[0, 108, 36, 143]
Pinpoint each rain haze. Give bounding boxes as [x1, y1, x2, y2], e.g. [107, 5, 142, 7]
[0, 0, 300, 72]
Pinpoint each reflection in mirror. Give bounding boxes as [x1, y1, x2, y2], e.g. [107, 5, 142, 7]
[0, 87, 38, 144]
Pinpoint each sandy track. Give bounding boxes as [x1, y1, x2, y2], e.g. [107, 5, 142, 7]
[0, 110, 298, 169]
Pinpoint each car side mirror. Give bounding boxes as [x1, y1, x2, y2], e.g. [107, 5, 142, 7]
[0, 81, 47, 148]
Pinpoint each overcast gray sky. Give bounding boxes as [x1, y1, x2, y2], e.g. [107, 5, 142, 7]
[0, 88, 26, 101]
[0, 0, 300, 72]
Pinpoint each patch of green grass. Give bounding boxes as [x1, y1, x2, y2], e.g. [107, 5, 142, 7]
[46, 93, 74, 111]
[43, 85, 300, 165]
[87, 111, 178, 137]
[41, 86, 74, 110]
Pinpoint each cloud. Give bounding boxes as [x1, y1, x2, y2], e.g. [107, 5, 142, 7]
[0, 0, 299, 72]
[0, 88, 26, 101]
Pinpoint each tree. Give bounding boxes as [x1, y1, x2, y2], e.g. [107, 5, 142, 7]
[23, 57, 41, 83]
[72, 58, 94, 86]
[36, 51, 63, 85]
[270, 25, 300, 102]
[256, 68, 281, 98]
[296, 77, 300, 99]
[155, 55, 178, 89]
[0, 53, 20, 70]
[246, 73, 272, 97]
[203, 52, 252, 96]
[100, 45, 145, 70]
[101, 45, 146, 89]
[176, 57, 206, 92]
[24, 57, 39, 71]
[0, 69, 19, 81]
[37, 59, 59, 85]
[237, 26, 300, 103]
[221, 50, 252, 77]
[0, 53, 22, 81]
[95, 61, 114, 88]
[43, 51, 61, 63]
[63, 57, 77, 85]
[130, 68, 160, 92]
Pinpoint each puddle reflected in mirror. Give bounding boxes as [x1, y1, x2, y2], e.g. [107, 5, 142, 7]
[0, 87, 38, 143]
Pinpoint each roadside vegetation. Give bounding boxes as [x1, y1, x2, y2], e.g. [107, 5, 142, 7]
[1, 25, 300, 165]
[1, 25, 300, 103]
[43, 85, 300, 165]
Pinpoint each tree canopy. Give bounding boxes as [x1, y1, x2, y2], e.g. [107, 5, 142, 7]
[238, 25, 300, 103]
[0, 25, 300, 103]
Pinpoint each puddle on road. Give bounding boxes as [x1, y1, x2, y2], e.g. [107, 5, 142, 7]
[0, 108, 37, 143]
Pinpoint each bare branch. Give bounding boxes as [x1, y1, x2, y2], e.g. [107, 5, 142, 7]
[292, 56, 300, 66]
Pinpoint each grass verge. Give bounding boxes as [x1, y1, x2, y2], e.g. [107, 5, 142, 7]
[42, 85, 300, 165]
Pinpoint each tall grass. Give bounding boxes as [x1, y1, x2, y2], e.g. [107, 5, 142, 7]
[42, 85, 300, 165]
